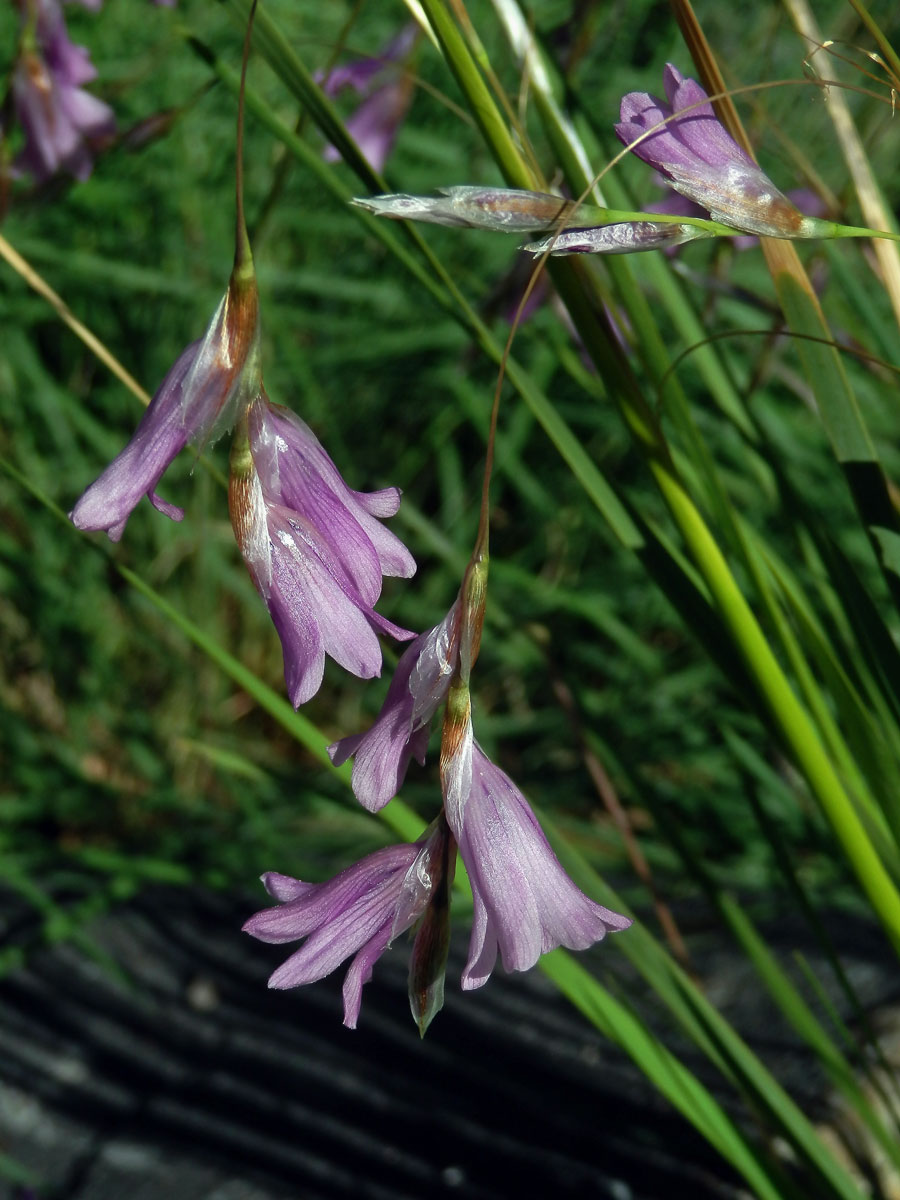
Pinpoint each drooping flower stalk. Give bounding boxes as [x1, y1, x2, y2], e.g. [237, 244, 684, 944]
[300, 269, 631, 1029]
[245, 27, 632, 1034]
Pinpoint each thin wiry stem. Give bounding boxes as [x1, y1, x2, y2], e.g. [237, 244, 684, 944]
[234, 0, 259, 271]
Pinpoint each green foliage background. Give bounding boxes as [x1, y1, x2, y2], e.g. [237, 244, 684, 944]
[3, 0, 900, 1193]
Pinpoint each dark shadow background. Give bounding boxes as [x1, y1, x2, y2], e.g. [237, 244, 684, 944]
[0, 885, 747, 1200]
[2, 886, 898, 1200]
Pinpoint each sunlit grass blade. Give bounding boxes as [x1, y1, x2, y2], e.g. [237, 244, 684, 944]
[784, 0, 900, 332]
[757, 534, 900, 851]
[539, 950, 794, 1200]
[670, 0, 900, 615]
[658, 796, 900, 1175]
[540, 808, 871, 1200]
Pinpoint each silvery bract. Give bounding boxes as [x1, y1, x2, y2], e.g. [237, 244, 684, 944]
[353, 186, 589, 232]
[523, 220, 711, 257]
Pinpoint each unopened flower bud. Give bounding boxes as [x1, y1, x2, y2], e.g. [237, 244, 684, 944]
[352, 186, 600, 233]
[406, 818, 456, 1037]
[523, 220, 711, 257]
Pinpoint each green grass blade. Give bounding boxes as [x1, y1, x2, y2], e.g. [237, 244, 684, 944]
[539, 950, 793, 1200]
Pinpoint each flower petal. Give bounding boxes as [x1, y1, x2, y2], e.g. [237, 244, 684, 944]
[328, 604, 459, 811]
[243, 840, 429, 1026]
[69, 341, 199, 540]
[328, 643, 428, 812]
[452, 748, 632, 987]
[245, 846, 418, 946]
[342, 924, 395, 1028]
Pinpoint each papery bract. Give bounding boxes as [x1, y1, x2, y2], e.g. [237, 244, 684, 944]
[615, 64, 829, 238]
[648, 185, 829, 251]
[446, 745, 632, 989]
[229, 395, 416, 707]
[243, 834, 442, 1028]
[328, 599, 460, 809]
[406, 817, 455, 1036]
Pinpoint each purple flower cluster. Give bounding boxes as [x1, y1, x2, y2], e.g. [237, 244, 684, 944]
[66, 20, 635, 1032]
[12, 0, 114, 182]
[71, 264, 414, 709]
[247, 597, 631, 1025]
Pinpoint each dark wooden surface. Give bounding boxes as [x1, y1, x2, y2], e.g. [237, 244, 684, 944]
[0, 885, 893, 1200]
